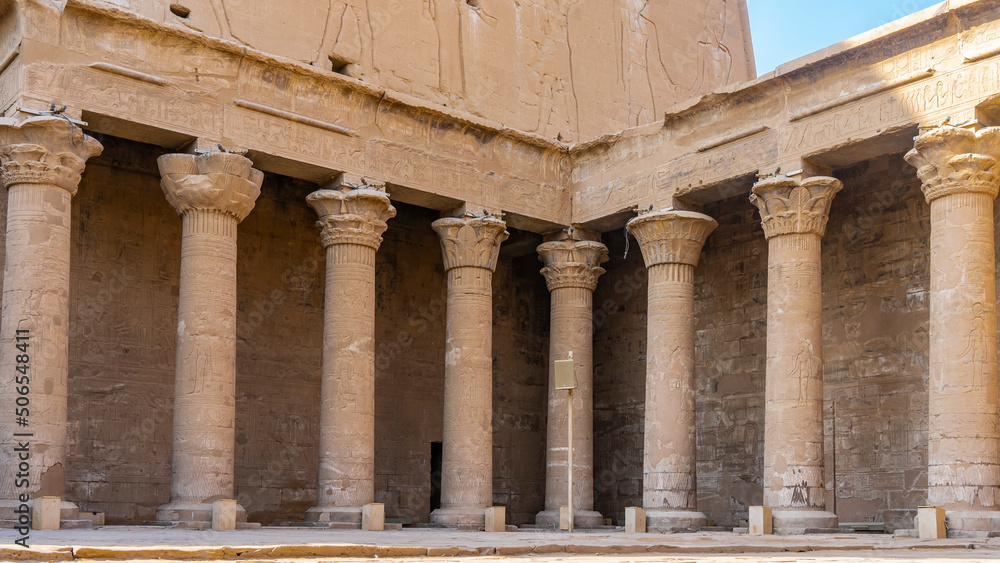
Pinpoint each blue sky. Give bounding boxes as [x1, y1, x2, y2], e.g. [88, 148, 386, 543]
[747, 0, 942, 74]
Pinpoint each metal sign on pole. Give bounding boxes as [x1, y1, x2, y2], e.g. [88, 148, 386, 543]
[554, 351, 575, 533]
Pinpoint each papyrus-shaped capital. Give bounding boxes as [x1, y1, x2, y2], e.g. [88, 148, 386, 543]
[905, 125, 1000, 203]
[537, 228, 608, 292]
[432, 215, 509, 272]
[307, 184, 396, 250]
[0, 116, 103, 195]
[626, 210, 717, 268]
[749, 176, 841, 239]
[158, 152, 264, 222]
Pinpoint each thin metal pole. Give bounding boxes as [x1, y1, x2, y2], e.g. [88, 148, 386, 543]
[568, 386, 574, 533]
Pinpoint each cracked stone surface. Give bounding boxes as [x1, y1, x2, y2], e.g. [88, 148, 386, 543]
[430, 215, 508, 526]
[0, 117, 101, 521]
[156, 152, 263, 523]
[305, 179, 395, 523]
[535, 228, 607, 528]
[627, 209, 716, 531]
[750, 176, 842, 532]
[95, 0, 754, 141]
[905, 126, 1000, 534]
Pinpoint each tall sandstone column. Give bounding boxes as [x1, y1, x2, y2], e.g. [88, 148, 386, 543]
[750, 176, 840, 532]
[535, 228, 608, 528]
[155, 152, 263, 524]
[304, 180, 395, 524]
[0, 117, 101, 522]
[627, 210, 716, 531]
[429, 214, 508, 526]
[905, 125, 1000, 536]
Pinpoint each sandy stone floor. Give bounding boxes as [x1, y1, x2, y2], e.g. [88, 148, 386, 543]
[42, 555, 1000, 563]
[1, 528, 1000, 561]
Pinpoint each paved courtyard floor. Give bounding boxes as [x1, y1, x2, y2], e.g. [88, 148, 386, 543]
[0, 527, 999, 561]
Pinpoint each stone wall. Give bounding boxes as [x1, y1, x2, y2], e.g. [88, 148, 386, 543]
[65, 137, 178, 524]
[821, 153, 929, 531]
[63, 137, 549, 525]
[491, 251, 549, 525]
[93, 0, 755, 141]
[593, 229, 647, 523]
[54, 139, 939, 528]
[594, 152, 932, 529]
[232, 174, 326, 523]
[372, 203, 449, 525]
[693, 191, 768, 528]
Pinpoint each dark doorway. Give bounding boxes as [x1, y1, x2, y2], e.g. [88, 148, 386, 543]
[430, 441, 443, 511]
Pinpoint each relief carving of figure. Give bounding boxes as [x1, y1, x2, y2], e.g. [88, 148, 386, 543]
[789, 340, 815, 406]
[691, 0, 734, 95]
[959, 302, 990, 389]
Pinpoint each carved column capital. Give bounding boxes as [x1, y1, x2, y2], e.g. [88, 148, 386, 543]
[750, 176, 842, 239]
[0, 116, 103, 195]
[537, 229, 608, 292]
[905, 125, 1000, 203]
[157, 152, 264, 222]
[626, 210, 717, 268]
[432, 215, 509, 271]
[307, 184, 396, 249]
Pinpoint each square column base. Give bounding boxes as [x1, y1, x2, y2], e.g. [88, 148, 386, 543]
[771, 509, 838, 534]
[943, 510, 1000, 538]
[645, 509, 707, 533]
[305, 505, 363, 524]
[156, 501, 248, 525]
[535, 509, 604, 529]
[430, 507, 486, 527]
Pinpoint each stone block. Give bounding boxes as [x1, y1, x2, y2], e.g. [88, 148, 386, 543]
[211, 499, 236, 531]
[749, 506, 772, 535]
[625, 507, 646, 533]
[485, 506, 505, 533]
[559, 505, 569, 530]
[917, 506, 945, 539]
[32, 497, 61, 530]
[81, 511, 105, 526]
[362, 503, 384, 531]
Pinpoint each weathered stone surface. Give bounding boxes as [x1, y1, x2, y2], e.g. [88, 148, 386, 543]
[305, 180, 395, 524]
[211, 499, 236, 531]
[572, 1, 1000, 226]
[81, 0, 753, 142]
[14, 0, 1000, 537]
[592, 229, 648, 524]
[628, 210, 716, 531]
[905, 125, 1000, 534]
[57, 139, 550, 526]
[535, 228, 607, 528]
[156, 151, 263, 523]
[597, 155, 934, 530]
[820, 153, 930, 532]
[0, 117, 101, 522]
[752, 176, 841, 532]
[430, 215, 508, 526]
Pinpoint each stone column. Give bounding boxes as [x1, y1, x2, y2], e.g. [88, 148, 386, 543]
[627, 210, 716, 531]
[304, 180, 395, 524]
[429, 214, 508, 526]
[0, 117, 101, 523]
[155, 152, 263, 525]
[534, 228, 608, 529]
[905, 125, 1000, 536]
[750, 176, 841, 532]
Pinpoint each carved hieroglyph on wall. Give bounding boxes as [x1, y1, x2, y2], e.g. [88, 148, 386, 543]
[99, 0, 754, 141]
